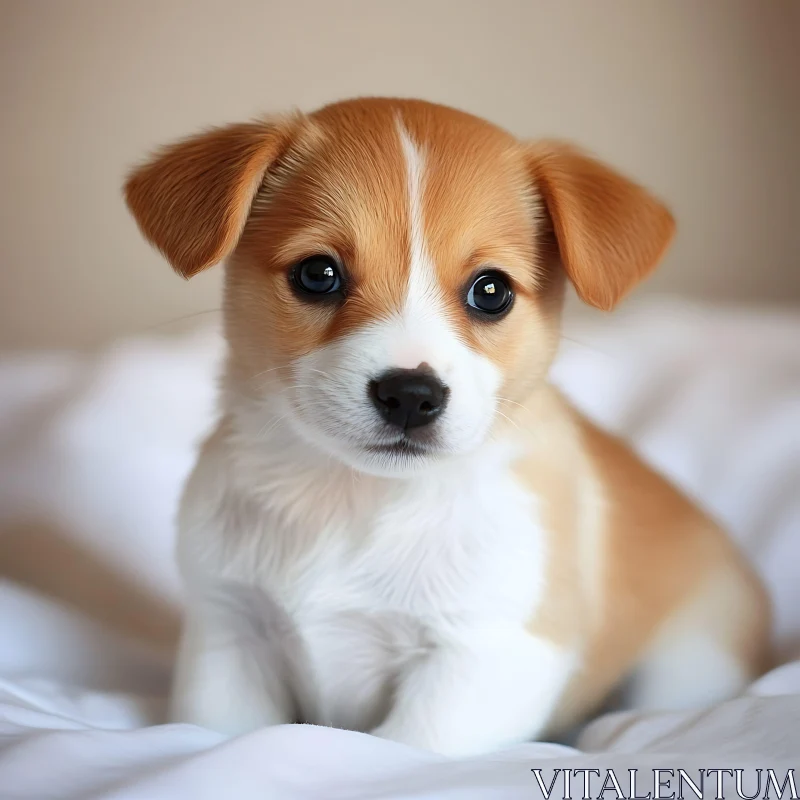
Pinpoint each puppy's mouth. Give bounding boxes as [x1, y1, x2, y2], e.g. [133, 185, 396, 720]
[364, 438, 432, 458]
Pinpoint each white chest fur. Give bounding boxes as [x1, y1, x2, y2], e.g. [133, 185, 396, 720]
[288, 456, 543, 623]
[177, 424, 552, 735]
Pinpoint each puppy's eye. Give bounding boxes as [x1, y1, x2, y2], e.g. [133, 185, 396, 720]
[292, 256, 342, 296]
[466, 272, 513, 316]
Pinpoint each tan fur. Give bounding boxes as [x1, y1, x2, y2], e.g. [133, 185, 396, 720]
[125, 97, 770, 733]
[513, 389, 770, 731]
[125, 118, 302, 277]
[527, 141, 677, 311]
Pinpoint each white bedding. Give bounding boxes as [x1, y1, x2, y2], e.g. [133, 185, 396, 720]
[1, 298, 798, 798]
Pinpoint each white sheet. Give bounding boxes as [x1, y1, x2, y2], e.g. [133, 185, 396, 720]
[1, 298, 798, 798]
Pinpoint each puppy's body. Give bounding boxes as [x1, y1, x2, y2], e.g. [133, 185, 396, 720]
[126, 98, 769, 756]
[174, 386, 765, 753]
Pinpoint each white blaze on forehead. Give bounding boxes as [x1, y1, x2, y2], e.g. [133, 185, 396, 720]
[394, 119, 450, 369]
[397, 120, 435, 304]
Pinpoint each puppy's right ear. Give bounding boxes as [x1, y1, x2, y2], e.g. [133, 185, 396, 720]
[124, 119, 297, 278]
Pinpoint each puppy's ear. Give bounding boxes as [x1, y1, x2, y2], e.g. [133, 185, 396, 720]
[527, 141, 675, 310]
[124, 119, 297, 278]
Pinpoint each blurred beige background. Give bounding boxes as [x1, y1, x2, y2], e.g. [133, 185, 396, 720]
[1, 0, 798, 350]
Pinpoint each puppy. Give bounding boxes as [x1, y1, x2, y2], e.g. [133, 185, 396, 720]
[125, 98, 770, 756]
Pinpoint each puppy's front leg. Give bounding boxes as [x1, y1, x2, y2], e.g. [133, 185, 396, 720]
[371, 629, 573, 757]
[170, 590, 295, 736]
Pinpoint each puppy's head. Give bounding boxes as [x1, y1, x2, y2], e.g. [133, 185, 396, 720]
[126, 98, 674, 476]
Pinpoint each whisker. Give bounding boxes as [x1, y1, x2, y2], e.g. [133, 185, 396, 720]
[494, 409, 520, 431]
[257, 412, 290, 439]
[497, 396, 529, 412]
[248, 366, 286, 381]
[304, 368, 333, 379]
[141, 308, 223, 333]
[558, 333, 608, 355]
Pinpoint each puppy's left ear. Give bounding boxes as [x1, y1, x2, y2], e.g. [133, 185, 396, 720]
[527, 141, 675, 310]
[124, 118, 298, 278]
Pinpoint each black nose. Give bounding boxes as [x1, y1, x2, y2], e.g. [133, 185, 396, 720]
[369, 368, 448, 430]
